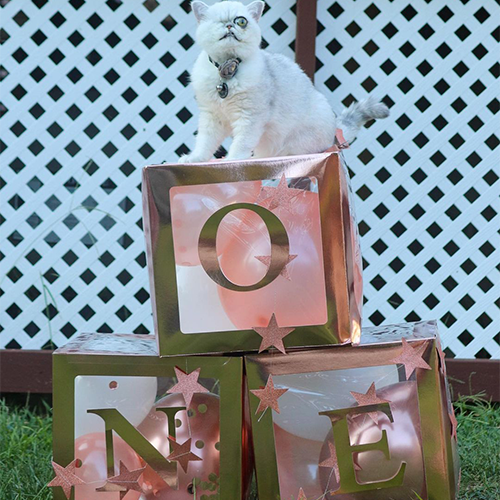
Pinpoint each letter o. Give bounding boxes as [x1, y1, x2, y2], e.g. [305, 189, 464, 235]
[198, 203, 290, 291]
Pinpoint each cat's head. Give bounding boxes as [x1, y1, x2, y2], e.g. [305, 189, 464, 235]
[192, 1, 265, 59]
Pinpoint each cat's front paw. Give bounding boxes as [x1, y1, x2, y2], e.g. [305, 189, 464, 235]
[178, 154, 194, 164]
[177, 153, 210, 164]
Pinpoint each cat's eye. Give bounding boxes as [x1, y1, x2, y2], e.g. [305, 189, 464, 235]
[234, 16, 248, 28]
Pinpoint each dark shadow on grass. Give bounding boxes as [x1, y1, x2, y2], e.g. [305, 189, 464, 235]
[1, 393, 52, 414]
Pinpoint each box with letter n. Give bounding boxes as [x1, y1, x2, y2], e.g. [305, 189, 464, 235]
[142, 151, 362, 356]
[245, 321, 460, 500]
[50, 332, 245, 500]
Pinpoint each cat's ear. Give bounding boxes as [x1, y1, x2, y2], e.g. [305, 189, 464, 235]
[191, 1, 209, 23]
[247, 1, 265, 22]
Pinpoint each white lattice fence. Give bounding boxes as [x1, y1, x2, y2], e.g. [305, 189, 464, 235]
[0, 0, 499, 359]
[314, 0, 499, 359]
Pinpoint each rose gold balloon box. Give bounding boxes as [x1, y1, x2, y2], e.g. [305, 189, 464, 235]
[245, 320, 460, 500]
[142, 152, 362, 356]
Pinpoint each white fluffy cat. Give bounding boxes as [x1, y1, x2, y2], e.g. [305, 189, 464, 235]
[179, 0, 389, 163]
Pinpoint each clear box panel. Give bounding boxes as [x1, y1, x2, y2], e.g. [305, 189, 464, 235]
[272, 365, 427, 499]
[170, 177, 327, 334]
[73, 375, 221, 499]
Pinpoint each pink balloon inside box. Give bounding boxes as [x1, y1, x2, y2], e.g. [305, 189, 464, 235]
[245, 320, 460, 500]
[142, 151, 363, 356]
[50, 332, 248, 500]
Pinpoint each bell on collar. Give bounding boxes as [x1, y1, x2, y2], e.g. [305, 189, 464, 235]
[217, 82, 229, 99]
[220, 58, 240, 79]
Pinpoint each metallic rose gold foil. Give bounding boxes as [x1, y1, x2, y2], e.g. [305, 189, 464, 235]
[245, 321, 460, 500]
[142, 152, 362, 356]
[338, 151, 363, 344]
[52, 334, 245, 500]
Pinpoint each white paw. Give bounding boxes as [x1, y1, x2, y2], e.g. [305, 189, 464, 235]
[177, 154, 193, 164]
[225, 151, 253, 161]
[177, 153, 209, 164]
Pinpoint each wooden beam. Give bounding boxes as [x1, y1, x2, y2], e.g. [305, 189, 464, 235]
[295, 0, 318, 81]
[1, 350, 499, 401]
[446, 358, 500, 401]
[0, 349, 53, 393]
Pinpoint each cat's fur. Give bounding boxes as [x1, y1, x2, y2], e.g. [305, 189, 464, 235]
[179, 0, 389, 163]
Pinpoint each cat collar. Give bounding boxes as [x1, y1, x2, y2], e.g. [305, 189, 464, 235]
[208, 56, 242, 98]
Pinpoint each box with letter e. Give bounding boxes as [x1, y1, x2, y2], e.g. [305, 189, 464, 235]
[245, 321, 460, 500]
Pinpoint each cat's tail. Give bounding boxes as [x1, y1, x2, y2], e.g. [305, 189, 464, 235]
[336, 96, 389, 144]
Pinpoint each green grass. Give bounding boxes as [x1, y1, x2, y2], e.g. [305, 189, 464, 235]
[453, 395, 500, 499]
[0, 399, 53, 499]
[1, 396, 499, 500]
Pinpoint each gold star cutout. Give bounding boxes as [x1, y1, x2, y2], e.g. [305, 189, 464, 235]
[96, 461, 146, 499]
[167, 437, 202, 473]
[437, 341, 447, 376]
[252, 313, 295, 354]
[319, 441, 340, 482]
[47, 459, 85, 499]
[257, 174, 302, 213]
[319, 441, 361, 483]
[391, 338, 432, 379]
[297, 487, 307, 500]
[449, 409, 458, 441]
[254, 254, 298, 281]
[250, 375, 288, 414]
[167, 367, 209, 408]
[350, 382, 391, 424]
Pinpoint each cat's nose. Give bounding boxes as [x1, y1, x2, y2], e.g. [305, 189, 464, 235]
[226, 23, 233, 29]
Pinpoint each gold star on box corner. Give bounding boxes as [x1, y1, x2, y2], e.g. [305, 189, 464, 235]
[250, 375, 288, 415]
[449, 408, 458, 441]
[48, 459, 85, 499]
[436, 341, 448, 376]
[252, 313, 295, 354]
[167, 366, 209, 408]
[391, 338, 432, 379]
